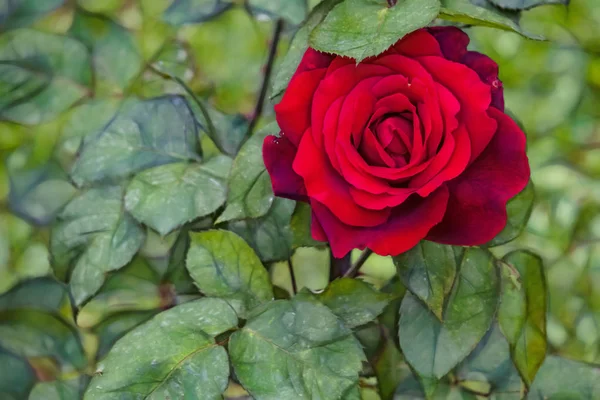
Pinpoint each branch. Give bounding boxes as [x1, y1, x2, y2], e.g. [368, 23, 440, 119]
[344, 249, 373, 278]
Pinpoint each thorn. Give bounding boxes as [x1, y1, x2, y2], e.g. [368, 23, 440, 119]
[387, 0, 398, 7]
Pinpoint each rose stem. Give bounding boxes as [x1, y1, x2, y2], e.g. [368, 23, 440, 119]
[247, 18, 285, 138]
[343, 249, 374, 278]
[287, 258, 298, 294]
[330, 252, 352, 280]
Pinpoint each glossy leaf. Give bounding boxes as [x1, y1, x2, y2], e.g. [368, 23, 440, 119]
[163, 0, 233, 25]
[318, 278, 392, 328]
[226, 197, 295, 262]
[84, 298, 237, 400]
[309, 0, 440, 62]
[92, 311, 157, 360]
[125, 157, 231, 236]
[229, 297, 366, 399]
[393, 241, 457, 320]
[527, 356, 600, 399]
[498, 251, 547, 386]
[487, 181, 535, 247]
[70, 96, 201, 186]
[50, 186, 145, 305]
[0, 29, 91, 125]
[216, 122, 278, 223]
[399, 248, 500, 379]
[186, 230, 273, 315]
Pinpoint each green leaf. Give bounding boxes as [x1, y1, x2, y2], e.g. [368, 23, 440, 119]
[70, 11, 143, 92]
[186, 229, 273, 315]
[191, 99, 249, 156]
[0, 29, 91, 125]
[399, 248, 499, 379]
[498, 251, 547, 386]
[309, 0, 440, 62]
[70, 96, 201, 186]
[373, 334, 406, 400]
[92, 311, 157, 360]
[0, 350, 35, 400]
[50, 186, 145, 305]
[84, 298, 237, 400]
[439, 0, 542, 39]
[29, 378, 87, 400]
[487, 181, 535, 247]
[125, 157, 231, 236]
[0, 0, 65, 29]
[216, 121, 278, 223]
[317, 278, 392, 328]
[271, 0, 343, 98]
[488, 0, 568, 10]
[248, 0, 307, 25]
[163, 0, 233, 25]
[7, 150, 76, 226]
[527, 356, 600, 399]
[226, 197, 295, 262]
[393, 242, 457, 320]
[455, 324, 524, 399]
[290, 202, 325, 248]
[229, 297, 366, 399]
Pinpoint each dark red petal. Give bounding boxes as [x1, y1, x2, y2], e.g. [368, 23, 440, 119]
[263, 134, 308, 202]
[293, 128, 391, 227]
[295, 48, 335, 75]
[427, 26, 469, 62]
[392, 29, 443, 57]
[427, 108, 530, 245]
[274, 68, 327, 146]
[311, 210, 328, 242]
[313, 187, 449, 258]
[462, 51, 504, 111]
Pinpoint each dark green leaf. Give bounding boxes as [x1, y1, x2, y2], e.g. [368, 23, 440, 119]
[487, 181, 535, 247]
[125, 157, 231, 236]
[0, 0, 64, 29]
[70, 96, 201, 186]
[92, 311, 157, 360]
[248, 0, 307, 25]
[498, 251, 547, 386]
[50, 186, 145, 305]
[290, 202, 325, 249]
[163, 0, 233, 25]
[399, 248, 499, 379]
[318, 278, 392, 328]
[85, 298, 237, 400]
[393, 242, 457, 320]
[488, 0, 568, 10]
[439, 0, 542, 39]
[271, 0, 343, 98]
[0, 29, 91, 125]
[373, 334, 406, 400]
[309, 0, 440, 62]
[216, 122, 278, 223]
[29, 377, 88, 400]
[527, 356, 600, 399]
[70, 12, 143, 92]
[191, 100, 249, 156]
[229, 297, 366, 399]
[226, 197, 295, 262]
[186, 229, 273, 315]
[0, 350, 35, 400]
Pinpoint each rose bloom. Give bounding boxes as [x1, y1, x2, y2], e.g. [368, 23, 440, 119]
[263, 27, 530, 258]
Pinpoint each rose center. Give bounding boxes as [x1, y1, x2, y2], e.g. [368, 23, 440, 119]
[372, 113, 414, 167]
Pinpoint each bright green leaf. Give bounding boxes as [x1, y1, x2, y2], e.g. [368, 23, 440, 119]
[125, 157, 231, 236]
[393, 241, 457, 320]
[399, 248, 499, 379]
[309, 0, 440, 62]
[84, 298, 237, 400]
[163, 0, 233, 25]
[487, 181, 535, 247]
[527, 356, 600, 399]
[29, 378, 87, 400]
[50, 186, 145, 305]
[318, 278, 392, 328]
[226, 197, 295, 262]
[92, 311, 157, 360]
[186, 229, 273, 315]
[249, 0, 307, 25]
[0, 0, 65, 29]
[70, 96, 201, 186]
[0, 350, 35, 400]
[229, 297, 366, 399]
[0, 29, 91, 125]
[216, 122, 278, 223]
[498, 251, 547, 386]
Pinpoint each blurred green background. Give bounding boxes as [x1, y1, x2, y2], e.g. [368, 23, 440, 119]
[0, 0, 599, 398]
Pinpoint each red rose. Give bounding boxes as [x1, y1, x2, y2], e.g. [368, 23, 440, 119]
[263, 27, 530, 258]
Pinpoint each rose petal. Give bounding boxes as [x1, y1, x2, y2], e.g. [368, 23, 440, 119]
[313, 186, 449, 257]
[427, 26, 469, 62]
[462, 51, 504, 111]
[263, 134, 307, 201]
[392, 29, 443, 57]
[427, 108, 530, 245]
[295, 48, 335, 75]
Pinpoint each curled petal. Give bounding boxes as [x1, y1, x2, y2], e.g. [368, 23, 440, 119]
[263, 134, 307, 202]
[427, 26, 469, 62]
